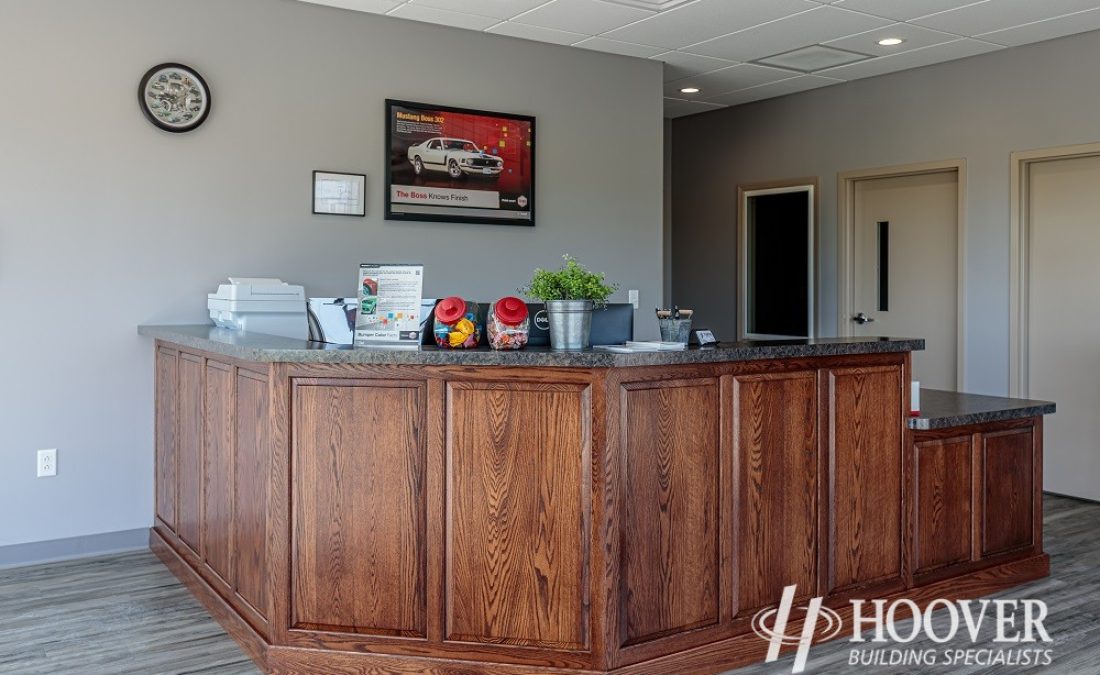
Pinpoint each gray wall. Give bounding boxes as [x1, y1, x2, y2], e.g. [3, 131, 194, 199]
[663, 118, 673, 304]
[671, 29, 1100, 396]
[0, 0, 663, 548]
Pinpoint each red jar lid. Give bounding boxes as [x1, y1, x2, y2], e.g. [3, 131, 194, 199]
[435, 296, 467, 324]
[494, 296, 528, 324]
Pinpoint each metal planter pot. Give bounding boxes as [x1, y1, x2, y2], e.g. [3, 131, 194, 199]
[547, 300, 593, 351]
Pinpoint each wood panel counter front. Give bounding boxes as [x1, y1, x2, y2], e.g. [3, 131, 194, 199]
[140, 326, 1048, 674]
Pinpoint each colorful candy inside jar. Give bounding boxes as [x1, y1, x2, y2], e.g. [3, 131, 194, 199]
[488, 296, 530, 351]
[433, 296, 482, 349]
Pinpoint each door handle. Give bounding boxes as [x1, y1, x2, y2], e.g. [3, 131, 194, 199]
[852, 312, 875, 325]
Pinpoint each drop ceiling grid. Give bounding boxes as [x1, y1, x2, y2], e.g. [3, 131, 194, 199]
[295, 0, 1100, 116]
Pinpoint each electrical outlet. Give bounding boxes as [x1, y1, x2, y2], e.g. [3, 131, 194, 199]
[37, 449, 57, 477]
[628, 289, 639, 309]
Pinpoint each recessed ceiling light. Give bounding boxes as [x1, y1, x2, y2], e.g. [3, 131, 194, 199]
[680, 87, 700, 94]
[878, 38, 905, 46]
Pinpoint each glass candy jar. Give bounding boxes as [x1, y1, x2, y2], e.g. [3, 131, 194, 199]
[488, 296, 530, 350]
[433, 296, 481, 349]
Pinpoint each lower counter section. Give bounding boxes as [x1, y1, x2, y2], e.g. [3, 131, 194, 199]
[148, 338, 1047, 674]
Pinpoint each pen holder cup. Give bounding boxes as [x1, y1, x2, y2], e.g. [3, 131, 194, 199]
[658, 318, 692, 345]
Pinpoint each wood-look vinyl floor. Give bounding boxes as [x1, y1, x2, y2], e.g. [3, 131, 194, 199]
[0, 550, 258, 674]
[0, 494, 1095, 674]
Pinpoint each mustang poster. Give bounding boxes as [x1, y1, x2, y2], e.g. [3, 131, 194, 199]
[385, 99, 535, 226]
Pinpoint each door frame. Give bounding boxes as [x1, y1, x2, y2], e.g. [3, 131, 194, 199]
[736, 177, 818, 340]
[837, 159, 967, 390]
[1009, 141, 1100, 397]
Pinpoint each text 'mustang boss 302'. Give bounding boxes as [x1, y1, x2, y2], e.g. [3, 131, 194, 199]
[407, 137, 504, 179]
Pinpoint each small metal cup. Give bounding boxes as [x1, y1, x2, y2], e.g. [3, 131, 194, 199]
[658, 318, 692, 345]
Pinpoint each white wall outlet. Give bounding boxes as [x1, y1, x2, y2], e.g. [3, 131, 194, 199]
[37, 449, 57, 477]
[628, 289, 639, 309]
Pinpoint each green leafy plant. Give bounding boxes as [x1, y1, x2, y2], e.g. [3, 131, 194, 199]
[521, 255, 618, 307]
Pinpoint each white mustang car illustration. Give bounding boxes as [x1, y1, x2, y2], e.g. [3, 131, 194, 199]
[407, 137, 504, 179]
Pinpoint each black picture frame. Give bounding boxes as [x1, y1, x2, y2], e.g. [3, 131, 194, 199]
[312, 170, 366, 217]
[137, 63, 212, 133]
[384, 99, 535, 227]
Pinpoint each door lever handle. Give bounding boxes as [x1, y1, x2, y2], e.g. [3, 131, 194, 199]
[852, 312, 875, 325]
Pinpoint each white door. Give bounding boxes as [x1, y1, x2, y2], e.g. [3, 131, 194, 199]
[1028, 154, 1100, 501]
[852, 171, 959, 390]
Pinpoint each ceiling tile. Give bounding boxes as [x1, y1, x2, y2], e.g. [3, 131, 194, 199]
[703, 74, 844, 105]
[824, 22, 959, 54]
[407, 0, 549, 20]
[603, 0, 817, 50]
[486, 21, 587, 45]
[818, 37, 1002, 79]
[511, 0, 654, 35]
[664, 63, 799, 97]
[830, 0, 986, 21]
[298, 0, 403, 13]
[976, 7, 1100, 45]
[687, 5, 893, 61]
[652, 51, 740, 81]
[911, 0, 1100, 35]
[663, 97, 727, 118]
[574, 36, 667, 57]
[387, 3, 501, 29]
[756, 45, 871, 71]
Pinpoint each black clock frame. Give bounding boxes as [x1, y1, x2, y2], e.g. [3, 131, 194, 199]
[138, 63, 211, 133]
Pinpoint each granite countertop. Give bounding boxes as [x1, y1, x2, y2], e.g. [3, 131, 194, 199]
[138, 325, 924, 368]
[909, 388, 1055, 430]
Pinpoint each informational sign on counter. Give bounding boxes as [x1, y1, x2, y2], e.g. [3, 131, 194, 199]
[354, 263, 424, 346]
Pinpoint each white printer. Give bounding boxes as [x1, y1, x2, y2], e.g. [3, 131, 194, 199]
[207, 277, 308, 340]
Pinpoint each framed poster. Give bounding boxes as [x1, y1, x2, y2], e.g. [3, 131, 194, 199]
[313, 171, 366, 216]
[353, 263, 425, 346]
[385, 99, 535, 226]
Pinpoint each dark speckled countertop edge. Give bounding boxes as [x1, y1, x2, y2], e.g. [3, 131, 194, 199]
[138, 325, 925, 368]
[909, 388, 1055, 430]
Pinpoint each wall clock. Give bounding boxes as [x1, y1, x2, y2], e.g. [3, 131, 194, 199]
[138, 63, 211, 133]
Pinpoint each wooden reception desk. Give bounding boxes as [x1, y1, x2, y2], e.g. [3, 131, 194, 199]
[139, 326, 1049, 674]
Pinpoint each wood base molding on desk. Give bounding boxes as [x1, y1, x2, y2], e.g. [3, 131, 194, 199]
[145, 334, 1049, 675]
[153, 527, 1049, 675]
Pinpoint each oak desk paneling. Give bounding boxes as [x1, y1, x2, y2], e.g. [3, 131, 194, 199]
[148, 340, 1048, 675]
[913, 435, 973, 574]
[233, 369, 270, 624]
[982, 427, 1036, 557]
[154, 348, 178, 531]
[176, 353, 204, 555]
[827, 365, 904, 594]
[446, 381, 590, 650]
[291, 379, 427, 638]
[619, 378, 720, 646]
[910, 418, 1043, 586]
[734, 371, 819, 613]
[203, 361, 235, 585]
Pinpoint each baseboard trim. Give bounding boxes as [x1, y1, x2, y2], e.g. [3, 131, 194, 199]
[0, 528, 149, 569]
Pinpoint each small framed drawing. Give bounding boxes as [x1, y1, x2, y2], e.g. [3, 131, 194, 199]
[313, 171, 366, 217]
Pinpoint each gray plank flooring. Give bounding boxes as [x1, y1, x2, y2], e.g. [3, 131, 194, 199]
[0, 550, 259, 674]
[0, 494, 1094, 674]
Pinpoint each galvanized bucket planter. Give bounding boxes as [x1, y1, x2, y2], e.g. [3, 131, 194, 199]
[546, 299, 593, 350]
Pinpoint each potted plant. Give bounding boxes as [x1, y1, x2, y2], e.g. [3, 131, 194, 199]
[522, 255, 618, 350]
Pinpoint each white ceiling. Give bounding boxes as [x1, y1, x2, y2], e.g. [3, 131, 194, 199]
[299, 0, 1100, 118]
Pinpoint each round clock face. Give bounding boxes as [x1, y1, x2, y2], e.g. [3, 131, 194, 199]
[138, 63, 210, 133]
